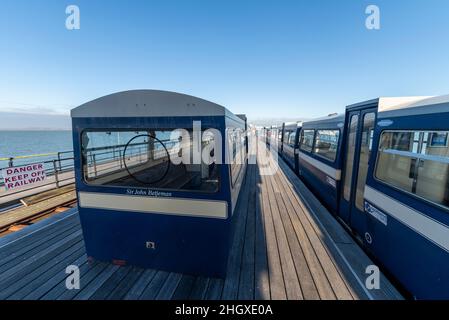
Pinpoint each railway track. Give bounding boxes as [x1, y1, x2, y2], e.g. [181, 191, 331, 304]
[0, 186, 77, 237]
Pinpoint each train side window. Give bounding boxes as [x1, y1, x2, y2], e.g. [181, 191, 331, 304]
[288, 132, 296, 147]
[313, 130, 340, 162]
[300, 130, 315, 153]
[284, 131, 290, 145]
[343, 115, 359, 201]
[376, 132, 416, 193]
[230, 128, 245, 187]
[415, 132, 449, 207]
[375, 130, 449, 209]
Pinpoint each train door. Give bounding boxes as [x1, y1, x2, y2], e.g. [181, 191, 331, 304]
[280, 123, 285, 153]
[340, 108, 377, 237]
[293, 127, 301, 174]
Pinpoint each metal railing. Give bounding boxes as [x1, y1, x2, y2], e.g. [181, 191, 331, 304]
[0, 150, 75, 198]
[84, 139, 179, 179]
[0, 138, 183, 198]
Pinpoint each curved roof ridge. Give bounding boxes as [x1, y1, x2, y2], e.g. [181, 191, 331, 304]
[71, 90, 230, 118]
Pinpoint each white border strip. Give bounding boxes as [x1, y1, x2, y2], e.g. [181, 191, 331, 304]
[365, 186, 449, 252]
[298, 151, 341, 180]
[78, 192, 228, 219]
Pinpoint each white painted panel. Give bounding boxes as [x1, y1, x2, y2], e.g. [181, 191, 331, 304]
[298, 152, 341, 180]
[365, 186, 449, 252]
[78, 192, 228, 219]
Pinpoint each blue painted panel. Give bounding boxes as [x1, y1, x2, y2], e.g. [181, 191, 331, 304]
[281, 143, 296, 172]
[72, 115, 243, 277]
[79, 208, 231, 277]
[365, 202, 449, 299]
[364, 111, 449, 299]
[298, 156, 340, 214]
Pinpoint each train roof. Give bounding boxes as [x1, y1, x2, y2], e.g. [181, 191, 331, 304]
[283, 121, 302, 130]
[302, 114, 345, 129]
[347, 95, 449, 118]
[71, 90, 243, 123]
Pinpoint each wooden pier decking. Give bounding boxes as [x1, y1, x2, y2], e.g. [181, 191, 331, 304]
[0, 142, 402, 300]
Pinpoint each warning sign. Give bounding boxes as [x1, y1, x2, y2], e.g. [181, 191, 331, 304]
[1, 163, 47, 191]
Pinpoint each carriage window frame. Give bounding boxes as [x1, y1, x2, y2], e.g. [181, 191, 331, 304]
[312, 129, 341, 163]
[283, 131, 290, 146]
[374, 129, 449, 213]
[80, 128, 222, 194]
[288, 131, 297, 147]
[300, 129, 315, 153]
[229, 128, 247, 189]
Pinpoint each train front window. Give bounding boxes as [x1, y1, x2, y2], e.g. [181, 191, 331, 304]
[313, 130, 340, 161]
[376, 130, 449, 209]
[81, 130, 220, 193]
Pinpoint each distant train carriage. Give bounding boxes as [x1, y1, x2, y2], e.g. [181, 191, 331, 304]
[276, 125, 284, 153]
[71, 90, 247, 277]
[279, 122, 302, 172]
[297, 114, 345, 213]
[265, 127, 271, 145]
[266, 125, 280, 149]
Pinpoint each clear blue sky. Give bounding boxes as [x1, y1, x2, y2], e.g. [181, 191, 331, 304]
[1, 0, 449, 119]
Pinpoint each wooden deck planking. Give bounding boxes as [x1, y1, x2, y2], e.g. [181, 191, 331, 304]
[237, 163, 257, 300]
[0, 139, 403, 300]
[0, 244, 85, 299]
[20, 250, 87, 300]
[0, 230, 83, 287]
[0, 218, 79, 267]
[0, 226, 82, 279]
[222, 163, 255, 300]
[272, 165, 353, 299]
[254, 174, 270, 300]
[106, 267, 146, 300]
[262, 172, 303, 300]
[277, 155, 402, 300]
[269, 173, 320, 300]
[0, 212, 79, 254]
[123, 269, 157, 300]
[139, 271, 171, 300]
[203, 278, 224, 300]
[259, 164, 287, 300]
[189, 277, 210, 300]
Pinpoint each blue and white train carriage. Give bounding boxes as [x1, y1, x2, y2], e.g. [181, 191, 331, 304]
[297, 96, 449, 299]
[297, 114, 345, 214]
[355, 96, 449, 299]
[71, 90, 247, 278]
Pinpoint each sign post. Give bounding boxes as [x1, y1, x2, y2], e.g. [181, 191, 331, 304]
[1, 163, 47, 191]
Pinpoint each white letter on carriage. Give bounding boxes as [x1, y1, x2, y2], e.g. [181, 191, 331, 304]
[66, 5, 80, 30]
[365, 265, 380, 290]
[65, 265, 80, 290]
[365, 5, 380, 30]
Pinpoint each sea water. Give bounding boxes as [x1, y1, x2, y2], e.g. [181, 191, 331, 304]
[0, 131, 73, 169]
